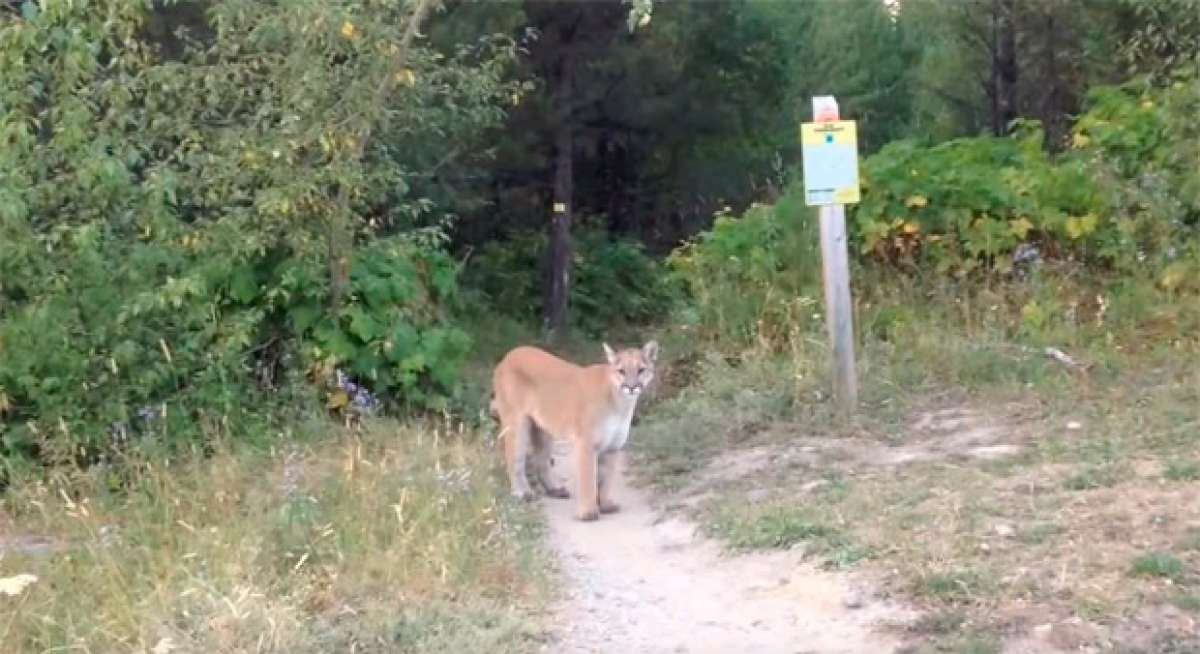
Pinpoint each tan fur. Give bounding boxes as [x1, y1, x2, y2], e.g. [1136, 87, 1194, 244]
[491, 341, 658, 521]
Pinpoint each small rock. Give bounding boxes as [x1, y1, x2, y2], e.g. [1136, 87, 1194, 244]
[1033, 623, 1053, 637]
[1066, 421, 1082, 430]
[800, 480, 829, 493]
[993, 523, 1015, 538]
[843, 591, 865, 609]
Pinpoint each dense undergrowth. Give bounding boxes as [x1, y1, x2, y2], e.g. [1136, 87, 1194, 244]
[670, 69, 1200, 359]
[0, 3, 669, 473]
[1, 419, 546, 653]
[640, 66, 1200, 652]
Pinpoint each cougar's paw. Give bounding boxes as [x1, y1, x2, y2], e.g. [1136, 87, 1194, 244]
[599, 500, 620, 514]
[576, 507, 600, 522]
[545, 486, 570, 499]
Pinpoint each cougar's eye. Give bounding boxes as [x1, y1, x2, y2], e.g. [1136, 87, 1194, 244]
[637, 367, 646, 376]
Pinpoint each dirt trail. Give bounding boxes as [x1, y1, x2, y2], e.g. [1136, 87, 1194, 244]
[541, 449, 911, 654]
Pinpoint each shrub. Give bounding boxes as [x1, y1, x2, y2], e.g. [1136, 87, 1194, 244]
[853, 70, 1200, 279]
[0, 2, 519, 466]
[464, 224, 679, 337]
[670, 68, 1200, 348]
[667, 190, 821, 346]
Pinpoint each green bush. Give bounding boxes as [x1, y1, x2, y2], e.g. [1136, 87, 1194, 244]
[853, 71, 1200, 280]
[671, 69, 1200, 348]
[853, 130, 1104, 274]
[667, 190, 821, 346]
[279, 237, 473, 412]
[0, 2, 518, 466]
[464, 225, 679, 336]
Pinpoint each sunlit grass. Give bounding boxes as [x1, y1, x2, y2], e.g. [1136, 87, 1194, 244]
[1, 419, 545, 653]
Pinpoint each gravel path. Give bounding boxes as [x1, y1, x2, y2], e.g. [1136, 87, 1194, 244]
[541, 450, 910, 654]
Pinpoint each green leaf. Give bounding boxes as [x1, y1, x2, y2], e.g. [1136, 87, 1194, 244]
[351, 349, 383, 378]
[360, 278, 391, 309]
[288, 304, 322, 335]
[229, 267, 258, 304]
[387, 322, 419, 362]
[1065, 214, 1099, 240]
[347, 307, 382, 342]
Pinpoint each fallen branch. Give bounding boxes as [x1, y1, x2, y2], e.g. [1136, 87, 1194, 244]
[1042, 346, 1082, 370]
[962, 342, 1089, 374]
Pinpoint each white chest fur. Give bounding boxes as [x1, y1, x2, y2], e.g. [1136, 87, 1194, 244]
[594, 398, 638, 453]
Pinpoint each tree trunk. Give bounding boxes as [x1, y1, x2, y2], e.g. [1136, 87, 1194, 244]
[1040, 9, 1067, 150]
[544, 51, 575, 341]
[993, 0, 1019, 135]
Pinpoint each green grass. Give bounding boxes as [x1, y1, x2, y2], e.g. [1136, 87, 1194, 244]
[916, 569, 993, 604]
[698, 494, 876, 573]
[1064, 464, 1126, 490]
[709, 505, 838, 551]
[0, 419, 546, 653]
[1173, 593, 1200, 613]
[1164, 460, 1200, 482]
[1130, 552, 1186, 580]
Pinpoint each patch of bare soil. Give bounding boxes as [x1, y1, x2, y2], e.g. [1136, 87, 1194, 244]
[668, 403, 1200, 653]
[540, 449, 914, 654]
[671, 405, 1032, 509]
[713, 406, 1029, 479]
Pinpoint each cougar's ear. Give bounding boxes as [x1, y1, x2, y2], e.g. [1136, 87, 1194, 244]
[602, 342, 618, 365]
[641, 340, 659, 363]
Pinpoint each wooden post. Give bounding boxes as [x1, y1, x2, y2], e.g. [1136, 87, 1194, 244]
[819, 203, 857, 416]
[810, 97, 858, 417]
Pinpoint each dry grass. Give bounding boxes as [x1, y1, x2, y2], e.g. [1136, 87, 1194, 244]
[0, 419, 546, 653]
[632, 294, 1200, 650]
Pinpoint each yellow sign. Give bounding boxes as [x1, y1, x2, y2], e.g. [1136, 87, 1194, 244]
[800, 120, 860, 206]
[553, 202, 567, 213]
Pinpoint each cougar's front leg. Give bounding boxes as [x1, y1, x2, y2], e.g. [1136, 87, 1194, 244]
[574, 437, 599, 521]
[597, 450, 621, 514]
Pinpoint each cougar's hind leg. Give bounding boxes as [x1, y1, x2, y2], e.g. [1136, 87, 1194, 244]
[499, 410, 534, 500]
[530, 422, 569, 499]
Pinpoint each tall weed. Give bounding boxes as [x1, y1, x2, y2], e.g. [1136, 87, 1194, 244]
[0, 419, 544, 653]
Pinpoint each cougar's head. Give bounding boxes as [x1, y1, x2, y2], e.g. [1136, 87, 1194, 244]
[603, 340, 659, 398]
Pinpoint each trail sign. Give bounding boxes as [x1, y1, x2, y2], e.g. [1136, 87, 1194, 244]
[802, 96, 858, 418]
[801, 120, 860, 206]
